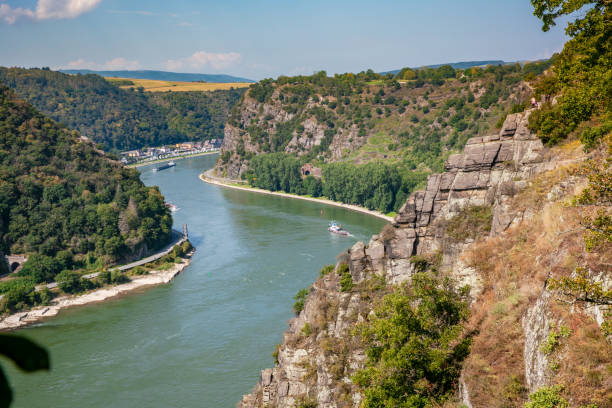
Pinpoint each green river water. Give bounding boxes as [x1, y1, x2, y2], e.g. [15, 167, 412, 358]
[8, 155, 387, 407]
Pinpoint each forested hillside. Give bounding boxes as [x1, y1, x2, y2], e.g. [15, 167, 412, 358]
[0, 85, 172, 308]
[0, 67, 245, 151]
[216, 61, 550, 212]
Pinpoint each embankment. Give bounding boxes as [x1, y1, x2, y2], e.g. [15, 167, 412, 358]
[0, 253, 193, 331]
[199, 170, 394, 223]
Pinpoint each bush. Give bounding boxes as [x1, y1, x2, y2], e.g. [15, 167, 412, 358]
[525, 385, 569, 408]
[352, 271, 471, 407]
[0, 277, 38, 313]
[110, 271, 130, 284]
[337, 264, 353, 292]
[319, 264, 334, 277]
[293, 288, 309, 315]
[445, 205, 493, 242]
[55, 270, 83, 294]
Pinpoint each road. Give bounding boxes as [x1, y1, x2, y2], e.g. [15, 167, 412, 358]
[44, 230, 186, 290]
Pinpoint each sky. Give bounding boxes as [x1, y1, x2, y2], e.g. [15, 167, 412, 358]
[0, 0, 571, 80]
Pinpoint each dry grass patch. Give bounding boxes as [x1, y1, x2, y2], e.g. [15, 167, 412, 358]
[106, 77, 251, 92]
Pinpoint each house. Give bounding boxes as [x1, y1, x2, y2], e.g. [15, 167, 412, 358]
[124, 150, 142, 158]
[300, 163, 322, 179]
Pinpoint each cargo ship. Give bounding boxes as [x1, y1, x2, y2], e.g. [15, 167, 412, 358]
[153, 161, 176, 172]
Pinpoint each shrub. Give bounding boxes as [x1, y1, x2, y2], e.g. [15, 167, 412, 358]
[524, 385, 569, 408]
[293, 288, 309, 315]
[110, 271, 130, 284]
[55, 270, 83, 294]
[319, 264, 334, 277]
[338, 264, 353, 292]
[352, 271, 471, 407]
[445, 205, 493, 242]
[301, 322, 312, 337]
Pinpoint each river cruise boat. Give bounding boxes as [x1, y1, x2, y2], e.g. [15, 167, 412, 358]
[153, 161, 176, 172]
[328, 221, 351, 236]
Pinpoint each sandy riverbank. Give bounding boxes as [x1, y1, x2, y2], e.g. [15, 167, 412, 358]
[0, 254, 192, 331]
[128, 151, 219, 168]
[200, 170, 394, 222]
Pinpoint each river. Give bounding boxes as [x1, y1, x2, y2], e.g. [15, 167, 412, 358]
[8, 155, 387, 408]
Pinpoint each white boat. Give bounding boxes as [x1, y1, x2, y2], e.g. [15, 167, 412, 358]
[328, 221, 350, 236]
[165, 203, 179, 212]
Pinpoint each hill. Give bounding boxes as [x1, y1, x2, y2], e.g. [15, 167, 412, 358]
[214, 60, 551, 212]
[60, 69, 254, 83]
[380, 59, 506, 75]
[0, 67, 245, 151]
[0, 85, 173, 310]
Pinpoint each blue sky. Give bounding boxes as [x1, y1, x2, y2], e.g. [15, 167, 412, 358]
[0, 0, 570, 80]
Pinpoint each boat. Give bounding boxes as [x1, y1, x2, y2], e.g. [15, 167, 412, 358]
[165, 203, 179, 212]
[153, 161, 176, 172]
[328, 221, 351, 236]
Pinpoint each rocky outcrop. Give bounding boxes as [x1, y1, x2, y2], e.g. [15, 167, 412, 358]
[215, 92, 366, 180]
[239, 112, 563, 407]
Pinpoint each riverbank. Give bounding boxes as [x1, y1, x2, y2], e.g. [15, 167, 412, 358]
[128, 151, 219, 168]
[0, 253, 193, 331]
[200, 169, 394, 222]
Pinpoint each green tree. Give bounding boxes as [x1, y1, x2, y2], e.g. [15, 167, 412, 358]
[353, 271, 471, 407]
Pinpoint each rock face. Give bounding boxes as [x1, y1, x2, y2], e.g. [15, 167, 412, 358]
[238, 112, 563, 407]
[215, 93, 365, 180]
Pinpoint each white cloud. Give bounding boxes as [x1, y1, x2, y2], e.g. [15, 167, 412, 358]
[62, 57, 141, 71]
[166, 51, 241, 71]
[0, 4, 35, 24]
[0, 0, 102, 24]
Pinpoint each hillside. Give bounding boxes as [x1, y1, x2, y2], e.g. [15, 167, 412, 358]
[0, 85, 172, 309]
[380, 59, 506, 75]
[213, 61, 550, 212]
[0, 67, 245, 151]
[60, 69, 254, 83]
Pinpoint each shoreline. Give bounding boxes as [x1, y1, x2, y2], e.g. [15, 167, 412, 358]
[200, 170, 394, 222]
[0, 254, 193, 331]
[128, 151, 219, 168]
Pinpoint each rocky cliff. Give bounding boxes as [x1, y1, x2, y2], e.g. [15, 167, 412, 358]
[238, 111, 611, 407]
[213, 68, 532, 180]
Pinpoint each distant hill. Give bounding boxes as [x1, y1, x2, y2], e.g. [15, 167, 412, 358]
[0, 67, 245, 151]
[380, 60, 506, 75]
[60, 69, 254, 83]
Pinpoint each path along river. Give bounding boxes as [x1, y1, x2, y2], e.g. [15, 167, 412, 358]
[8, 155, 387, 408]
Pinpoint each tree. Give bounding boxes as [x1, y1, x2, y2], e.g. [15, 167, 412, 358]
[353, 271, 472, 407]
[531, 0, 604, 31]
[528, 0, 611, 145]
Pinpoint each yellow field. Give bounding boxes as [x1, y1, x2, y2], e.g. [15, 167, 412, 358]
[105, 77, 252, 92]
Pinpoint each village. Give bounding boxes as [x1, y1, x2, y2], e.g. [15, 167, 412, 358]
[120, 139, 222, 165]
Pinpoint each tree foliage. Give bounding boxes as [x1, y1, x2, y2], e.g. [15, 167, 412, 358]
[528, 0, 611, 146]
[0, 86, 172, 287]
[353, 271, 471, 407]
[0, 68, 244, 151]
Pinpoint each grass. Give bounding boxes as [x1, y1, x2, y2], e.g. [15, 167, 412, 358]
[105, 77, 251, 93]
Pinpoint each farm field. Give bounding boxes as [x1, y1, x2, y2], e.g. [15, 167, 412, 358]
[106, 77, 252, 92]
